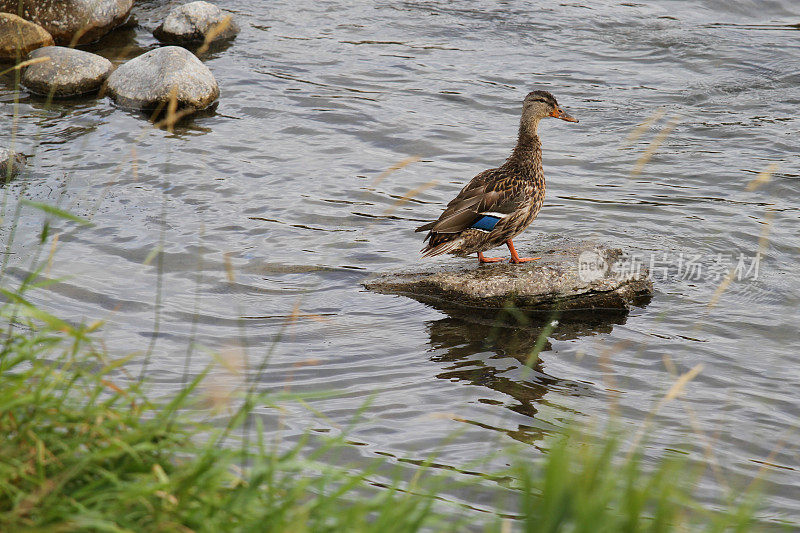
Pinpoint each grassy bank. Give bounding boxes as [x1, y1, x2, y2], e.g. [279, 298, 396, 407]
[0, 261, 766, 532]
[0, 280, 443, 531]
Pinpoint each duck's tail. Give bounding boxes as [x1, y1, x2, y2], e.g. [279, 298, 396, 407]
[420, 235, 464, 258]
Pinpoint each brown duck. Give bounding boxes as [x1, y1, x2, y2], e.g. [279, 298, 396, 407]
[416, 91, 578, 263]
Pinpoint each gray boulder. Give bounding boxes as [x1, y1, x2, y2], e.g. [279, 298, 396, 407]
[105, 46, 219, 112]
[0, 148, 27, 181]
[153, 1, 239, 45]
[22, 46, 113, 97]
[0, 0, 133, 45]
[0, 12, 53, 62]
[364, 239, 653, 316]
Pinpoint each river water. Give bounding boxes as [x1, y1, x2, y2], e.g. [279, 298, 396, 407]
[2, 0, 799, 525]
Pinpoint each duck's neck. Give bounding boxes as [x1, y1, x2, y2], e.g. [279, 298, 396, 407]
[504, 120, 543, 178]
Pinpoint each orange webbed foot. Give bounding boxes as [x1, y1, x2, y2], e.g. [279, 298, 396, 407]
[506, 240, 539, 264]
[509, 256, 540, 264]
[478, 252, 505, 264]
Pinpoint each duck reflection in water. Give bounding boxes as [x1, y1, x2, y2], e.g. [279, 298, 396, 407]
[424, 307, 627, 445]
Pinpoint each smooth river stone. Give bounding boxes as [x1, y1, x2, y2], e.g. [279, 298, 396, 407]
[0, 12, 53, 61]
[22, 46, 113, 97]
[105, 46, 219, 111]
[153, 1, 240, 44]
[364, 239, 653, 316]
[0, 148, 27, 180]
[0, 0, 133, 45]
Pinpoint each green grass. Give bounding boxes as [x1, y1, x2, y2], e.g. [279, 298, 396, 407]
[0, 290, 441, 532]
[508, 430, 760, 533]
[0, 258, 769, 532]
[0, 255, 448, 532]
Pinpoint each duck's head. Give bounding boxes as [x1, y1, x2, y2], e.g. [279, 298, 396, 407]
[520, 90, 578, 134]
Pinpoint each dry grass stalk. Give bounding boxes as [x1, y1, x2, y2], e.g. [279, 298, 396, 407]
[370, 155, 421, 189]
[746, 162, 778, 191]
[383, 179, 438, 215]
[223, 251, 236, 282]
[197, 16, 233, 56]
[630, 115, 681, 177]
[621, 106, 666, 148]
[0, 56, 51, 77]
[709, 162, 776, 309]
[627, 363, 704, 458]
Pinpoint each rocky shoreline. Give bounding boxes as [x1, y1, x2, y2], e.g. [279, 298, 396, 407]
[1, 0, 240, 180]
[0, 1, 238, 112]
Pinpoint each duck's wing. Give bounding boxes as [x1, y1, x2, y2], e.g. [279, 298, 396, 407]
[416, 169, 527, 237]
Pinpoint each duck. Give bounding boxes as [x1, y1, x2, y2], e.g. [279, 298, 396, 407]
[416, 90, 578, 263]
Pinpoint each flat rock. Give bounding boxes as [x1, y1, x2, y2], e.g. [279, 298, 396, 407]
[22, 46, 113, 97]
[0, 12, 53, 61]
[105, 46, 219, 111]
[0, 0, 133, 45]
[154, 1, 239, 45]
[1, 148, 27, 180]
[364, 239, 653, 316]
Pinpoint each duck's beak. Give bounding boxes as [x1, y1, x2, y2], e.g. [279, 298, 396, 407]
[551, 107, 579, 123]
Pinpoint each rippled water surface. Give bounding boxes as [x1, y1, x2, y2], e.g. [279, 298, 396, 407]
[2, 0, 800, 524]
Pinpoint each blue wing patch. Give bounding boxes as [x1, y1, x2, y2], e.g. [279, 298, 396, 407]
[470, 215, 501, 231]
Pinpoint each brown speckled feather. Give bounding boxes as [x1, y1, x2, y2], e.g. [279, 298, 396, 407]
[417, 133, 545, 257]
